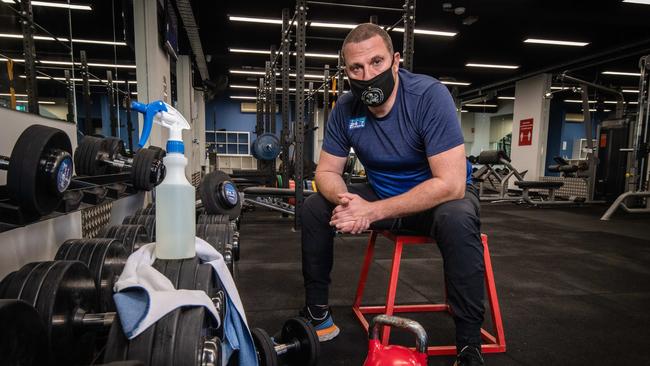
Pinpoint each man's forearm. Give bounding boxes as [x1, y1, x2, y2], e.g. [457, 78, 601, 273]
[315, 171, 348, 204]
[371, 177, 465, 221]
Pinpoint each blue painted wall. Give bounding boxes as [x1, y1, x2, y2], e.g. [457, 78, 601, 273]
[205, 94, 285, 152]
[75, 93, 139, 150]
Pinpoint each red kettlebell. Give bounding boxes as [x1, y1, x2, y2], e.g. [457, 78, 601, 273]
[363, 315, 428, 366]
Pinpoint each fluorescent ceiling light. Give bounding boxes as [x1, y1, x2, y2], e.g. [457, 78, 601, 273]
[0, 93, 28, 97]
[229, 15, 456, 37]
[566, 99, 635, 105]
[465, 103, 498, 107]
[229, 48, 271, 55]
[460, 110, 468, 113]
[497, 96, 515, 100]
[440, 80, 471, 86]
[229, 69, 266, 76]
[551, 86, 581, 90]
[623, 89, 639, 93]
[310, 21, 356, 29]
[524, 38, 589, 47]
[2, 0, 92, 10]
[0, 58, 135, 68]
[602, 71, 641, 76]
[466, 63, 519, 69]
[564, 99, 596, 103]
[0, 33, 126, 46]
[228, 16, 283, 25]
[393, 27, 456, 37]
[582, 108, 611, 112]
[623, 0, 650, 4]
[230, 84, 338, 93]
[229, 84, 258, 89]
[230, 96, 257, 100]
[19, 75, 136, 84]
[15, 100, 56, 104]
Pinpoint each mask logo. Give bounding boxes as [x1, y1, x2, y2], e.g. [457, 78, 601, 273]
[361, 87, 384, 106]
[348, 117, 366, 130]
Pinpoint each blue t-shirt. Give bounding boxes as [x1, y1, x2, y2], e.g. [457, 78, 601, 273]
[322, 68, 470, 199]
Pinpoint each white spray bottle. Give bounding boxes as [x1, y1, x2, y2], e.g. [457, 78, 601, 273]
[132, 100, 196, 259]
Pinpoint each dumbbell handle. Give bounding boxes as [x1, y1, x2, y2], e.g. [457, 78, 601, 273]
[51, 310, 116, 327]
[0, 155, 9, 170]
[274, 338, 300, 356]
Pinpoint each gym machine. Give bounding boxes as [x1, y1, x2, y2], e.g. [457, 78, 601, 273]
[601, 55, 650, 220]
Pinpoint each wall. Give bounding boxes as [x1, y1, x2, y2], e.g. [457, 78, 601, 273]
[511, 74, 552, 180]
[461, 101, 514, 157]
[205, 95, 282, 143]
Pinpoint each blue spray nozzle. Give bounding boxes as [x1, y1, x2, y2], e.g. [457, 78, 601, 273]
[131, 100, 168, 148]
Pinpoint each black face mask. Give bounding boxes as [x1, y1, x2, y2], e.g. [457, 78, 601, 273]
[348, 59, 395, 107]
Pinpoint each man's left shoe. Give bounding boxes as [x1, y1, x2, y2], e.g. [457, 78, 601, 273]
[453, 345, 484, 366]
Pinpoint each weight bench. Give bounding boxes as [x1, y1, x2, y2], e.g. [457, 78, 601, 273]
[514, 180, 564, 205]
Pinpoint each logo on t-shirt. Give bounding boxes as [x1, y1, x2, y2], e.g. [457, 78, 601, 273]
[348, 117, 366, 130]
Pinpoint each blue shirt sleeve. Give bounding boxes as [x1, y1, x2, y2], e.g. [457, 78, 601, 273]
[321, 102, 351, 157]
[418, 82, 464, 157]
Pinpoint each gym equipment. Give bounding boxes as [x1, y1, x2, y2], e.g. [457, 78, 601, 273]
[199, 170, 242, 219]
[471, 150, 527, 201]
[601, 55, 650, 219]
[196, 223, 235, 274]
[252, 133, 282, 161]
[98, 224, 150, 252]
[54, 238, 128, 312]
[122, 215, 156, 242]
[1, 260, 116, 365]
[2, 124, 73, 216]
[74, 136, 165, 191]
[251, 317, 320, 366]
[363, 315, 428, 366]
[0, 299, 49, 366]
[197, 213, 229, 224]
[103, 256, 223, 366]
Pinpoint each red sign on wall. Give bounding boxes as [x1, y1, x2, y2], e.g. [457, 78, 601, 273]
[519, 118, 534, 146]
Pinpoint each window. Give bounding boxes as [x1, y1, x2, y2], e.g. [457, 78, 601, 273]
[206, 131, 250, 156]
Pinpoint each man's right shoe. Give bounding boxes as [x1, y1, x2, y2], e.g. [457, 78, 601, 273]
[300, 305, 340, 342]
[453, 345, 485, 366]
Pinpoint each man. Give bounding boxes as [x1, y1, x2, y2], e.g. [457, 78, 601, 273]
[300, 24, 485, 366]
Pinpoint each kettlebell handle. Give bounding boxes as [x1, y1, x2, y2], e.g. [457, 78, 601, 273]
[369, 315, 428, 354]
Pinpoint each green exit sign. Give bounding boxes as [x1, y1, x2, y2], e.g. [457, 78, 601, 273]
[16, 105, 26, 111]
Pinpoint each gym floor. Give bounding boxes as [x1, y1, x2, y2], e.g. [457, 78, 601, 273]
[237, 203, 650, 365]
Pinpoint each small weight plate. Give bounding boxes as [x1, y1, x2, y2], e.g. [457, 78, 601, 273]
[89, 239, 128, 312]
[252, 327, 279, 366]
[280, 317, 320, 366]
[2, 262, 42, 300]
[173, 306, 208, 365]
[36, 261, 98, 365]
[0, 299, 49, 366]
[149, 259, 184, 366]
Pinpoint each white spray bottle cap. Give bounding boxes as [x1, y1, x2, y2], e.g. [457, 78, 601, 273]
[132, 100, 190, 154]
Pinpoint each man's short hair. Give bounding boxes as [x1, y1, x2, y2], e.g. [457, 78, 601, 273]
[341, 23, 394, 61]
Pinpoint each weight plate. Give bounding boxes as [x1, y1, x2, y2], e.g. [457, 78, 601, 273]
[0, 271, 16, 298]
[131, 148, 160, 191]
[88, 239, 128, 312]
[173, 306, 208, 365]
[2, 262, 41, 300]
[97, 225, 146, 253]
[8, 261, 97, 365]
[197, 214, 228, 225]
[0, 299, 49, 366]
[135, 207, 156, 216]
[199, 171, 242, 219]
[280, 317, 320, 366]
[7, 125, 73, 216]
[75, 135, 106, 176]
[252, 133, 281, 161]
[252, 327, 279, 366]
[149, 259, 183, 366]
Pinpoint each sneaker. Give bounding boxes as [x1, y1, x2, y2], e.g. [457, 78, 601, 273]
[453, 345, 484, 366]
[300, 305, 341, 342]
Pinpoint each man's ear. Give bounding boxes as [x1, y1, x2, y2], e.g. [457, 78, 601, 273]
[393, 52, 401, 69]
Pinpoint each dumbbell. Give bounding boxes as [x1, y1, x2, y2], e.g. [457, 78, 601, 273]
[103, 256, 225, 366]
[74, 136, 165, 191]
[0, 260, 120, 365]
[199, 170, 242, 219]
[196, 223, 235, 274]
[0, 299, 49, 366]
[98, 224, 149, 253]
[123, 215, 156, 242]
[251, 317, 320, 366]
[54, 238, 128, 312]
[2, 124, 73, 216]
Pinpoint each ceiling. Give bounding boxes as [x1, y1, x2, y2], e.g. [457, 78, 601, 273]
[2, 0, 650, 108]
